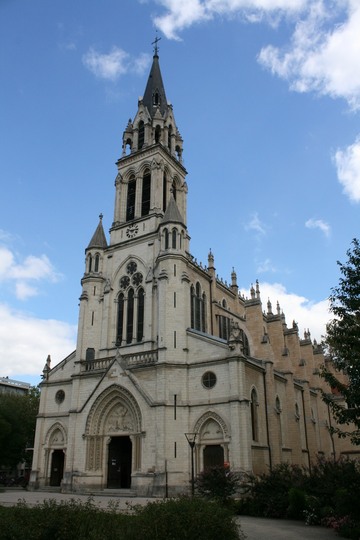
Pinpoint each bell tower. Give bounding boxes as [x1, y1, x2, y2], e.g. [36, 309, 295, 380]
[110, 43, 187, 248]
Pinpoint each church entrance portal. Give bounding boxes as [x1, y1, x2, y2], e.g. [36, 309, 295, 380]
[203, 445, 224, 469]
[107, 436, 132, 489]
[50, 449, 64, 486]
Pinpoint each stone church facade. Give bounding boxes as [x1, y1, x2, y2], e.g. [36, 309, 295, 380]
[30, 49, 357, 496]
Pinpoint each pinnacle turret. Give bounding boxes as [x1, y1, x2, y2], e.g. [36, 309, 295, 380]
[87, 214, 108, 250]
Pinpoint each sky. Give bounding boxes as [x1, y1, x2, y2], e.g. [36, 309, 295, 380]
[1, 0, 359, 387]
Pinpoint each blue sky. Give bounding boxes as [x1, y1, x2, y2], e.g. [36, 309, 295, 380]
[1, 0, 359, 386]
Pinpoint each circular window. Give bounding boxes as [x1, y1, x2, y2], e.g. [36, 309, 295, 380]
[202, 371, 217, 389]
[127, 261, 137, 275]
[120, 275, 130, 289]
[55, 390, 65, 404]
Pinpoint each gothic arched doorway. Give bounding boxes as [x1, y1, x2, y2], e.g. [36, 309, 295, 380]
[203, 444, 224, 469]
[107, 436, 132, 488]
[194, 412, 230, 472]
[50, 450, 64, 486]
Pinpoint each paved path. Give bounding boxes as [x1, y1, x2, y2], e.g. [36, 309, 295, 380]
[0, 489, 337, 539]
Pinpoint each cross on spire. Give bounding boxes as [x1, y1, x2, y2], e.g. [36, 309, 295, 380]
[152, 33, 161, 56]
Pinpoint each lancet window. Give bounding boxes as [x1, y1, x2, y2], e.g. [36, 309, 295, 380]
[141, 170, 151, 216]
[116, 261, 145, 345]
[250, 388, 259, 442]
[190, 282, 206, 332]
[138, 121, 144, 150]
[168, 125, 172, 150]
[126, 176, 136, 221]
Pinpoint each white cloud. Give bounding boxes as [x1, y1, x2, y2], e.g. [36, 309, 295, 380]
[258, 1, 360, 110]
[15, 282, 38, 301]
[334, 135, 360, 202]
[153, 0, 307, 39]
[305, 217, 331, 236]
[82, 47, 151, 80]
[0, 304, 76, 378]
[0, 245, 61, 300]
[245, 212, 267, 235]
[256, 258, 277, 273]
[241, 281, 329, 341]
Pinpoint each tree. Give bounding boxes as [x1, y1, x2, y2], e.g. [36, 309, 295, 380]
[320, 238, 360, 445]
[0, 386, 40, 470]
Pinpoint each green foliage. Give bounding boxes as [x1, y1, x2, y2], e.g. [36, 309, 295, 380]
[236, 463, 307, 518]
[130, 496, 244, 540]
[235, 458, 360, 538]
[0, 386, 40, 469]
[195, 465, 240, 504]
[287, 487, 307, 520]
[320, 238, 360, 445]
[0, 496, 244, 540]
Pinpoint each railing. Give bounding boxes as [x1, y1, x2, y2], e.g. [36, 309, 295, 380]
[82, 358, 113, 372]
[125, 351, 158, 367]
[81, 350, 158, 372]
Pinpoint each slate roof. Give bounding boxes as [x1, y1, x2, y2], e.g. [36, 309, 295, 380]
[87, 215, 108, 249]
[142, 53, 168, 118]
[162, 195, 185, 226]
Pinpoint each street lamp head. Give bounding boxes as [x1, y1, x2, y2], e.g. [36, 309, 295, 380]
[185, 432, 197, 448]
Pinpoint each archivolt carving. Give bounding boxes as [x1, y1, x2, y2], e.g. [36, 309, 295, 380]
[194, 411, 229, 440]
[85, 384, 142, 436]
[45, 422, 67, 447]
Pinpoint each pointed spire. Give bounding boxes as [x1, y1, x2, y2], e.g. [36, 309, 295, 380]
[162, 194, 185, 226]
[231, 267, 237, 287]
[87, 214, 108, 250]
[142, 39, 167, 118]
[255, 279, 260, 299]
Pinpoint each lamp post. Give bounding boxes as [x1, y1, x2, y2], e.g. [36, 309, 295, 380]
[185, 432, 197, 496]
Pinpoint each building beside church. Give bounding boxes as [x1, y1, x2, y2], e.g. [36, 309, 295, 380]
[30, 48, 357, 496]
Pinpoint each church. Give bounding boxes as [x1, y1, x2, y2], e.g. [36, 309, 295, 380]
[30, 46, 357, 496]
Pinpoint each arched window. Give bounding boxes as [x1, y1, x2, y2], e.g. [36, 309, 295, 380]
[116, 293, 124, 345]
[155, 125, 161, 143]
[137, 288, 144, 342]
[168, 125, 172, 150]
[201, 292, 206, 332]
[241, 330, 250, 356]
[251, 388, 259, 442]
[172, 179, 177, 201]
[275, 396, 281, 414]
[141, 171, 151, 216]
[219, 316, 230, 339]
[88, 254, 92, 273]
[191, 282, 206, 332]
[163, 173, 167, 211]
[85, 348, 95, 362]
[172, 228, 177, 248]
[153, 90, 160, 106]
[125, 137, 132, 155]
[164, 228, 169, 249]
[126, 288, 134, 343]
[94, 254, 100, 273]
[126, 177, 136, 221]
[275, 396, 283, 446]
[138, 121, 144, 150]
[195, 283, 201, 330]
[190, 286, 195, 329]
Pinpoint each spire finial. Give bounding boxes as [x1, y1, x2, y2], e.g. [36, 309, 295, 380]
[99, 213, 103, 221]
[152, 32, 161, 56]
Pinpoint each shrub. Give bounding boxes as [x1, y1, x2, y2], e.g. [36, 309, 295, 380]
[0, 496, 244, 540]
[236, 463, 307, 518]
[287, 487, 306, 520]
[195, 465, 240, 504]
[130, 496, 244, 540]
